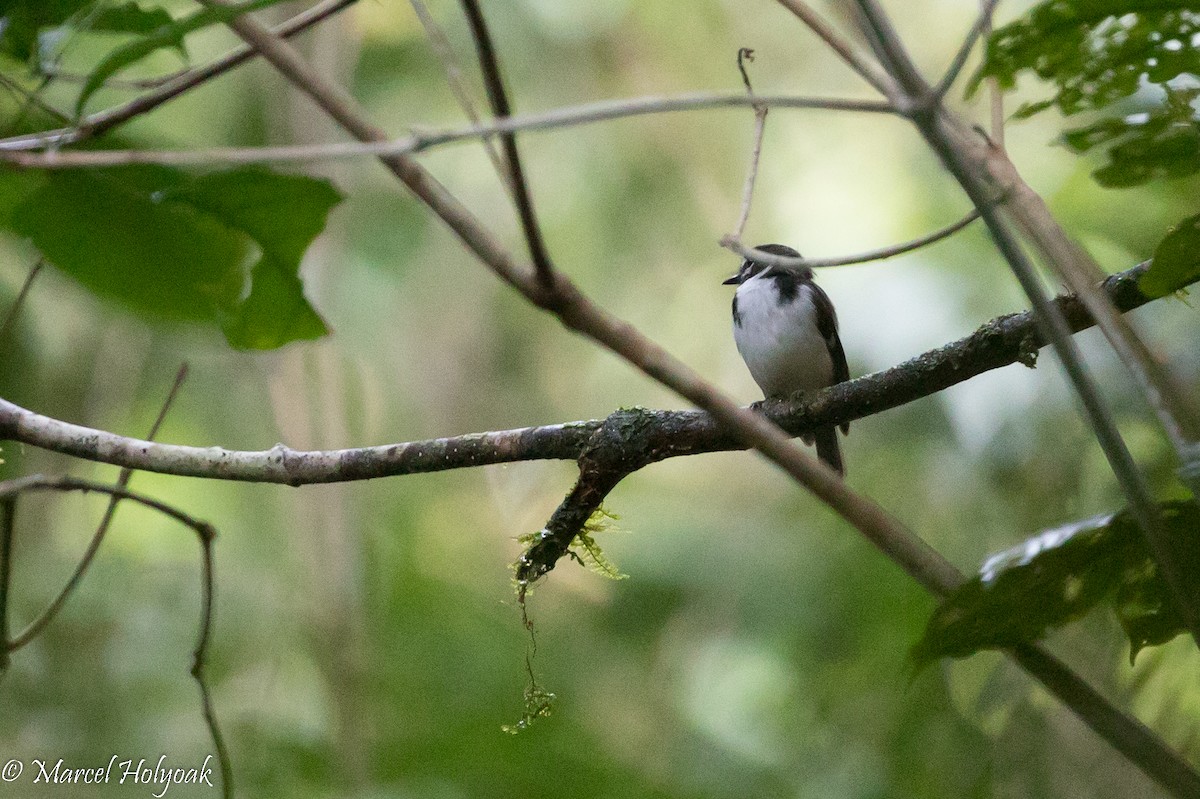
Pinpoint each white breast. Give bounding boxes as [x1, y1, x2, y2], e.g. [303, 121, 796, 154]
[732, 274, 833, 398]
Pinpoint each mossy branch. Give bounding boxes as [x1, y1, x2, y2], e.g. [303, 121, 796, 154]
[0, 261, 1180, 488]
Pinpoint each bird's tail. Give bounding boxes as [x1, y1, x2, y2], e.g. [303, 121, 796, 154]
[814, 426, 844, 476]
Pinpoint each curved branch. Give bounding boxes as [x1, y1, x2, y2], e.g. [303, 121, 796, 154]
[723, 208, 980, 268]
[934, 0, 1003, 98]
[0, 475, 232, 798]
[8, 365, 188, 650]
[0, 261, 1177, 486]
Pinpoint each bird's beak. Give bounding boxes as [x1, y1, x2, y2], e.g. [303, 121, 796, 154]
[721, 274, 740, 285]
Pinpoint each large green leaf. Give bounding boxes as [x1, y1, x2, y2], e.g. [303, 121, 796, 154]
[163, 168, 342, 349]
[1139, 212, 1200, 298]
[975, 1, 1200, 186]
[913, 501, 1200, 666]
[75, 0, 284, 115]
[9, 167, 247, 319]
[2, 164, 339, 349]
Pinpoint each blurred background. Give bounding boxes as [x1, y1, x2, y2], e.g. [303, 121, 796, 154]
[1, 0, 1199, 796]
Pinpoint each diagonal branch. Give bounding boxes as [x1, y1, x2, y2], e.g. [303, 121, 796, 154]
[0, 259, 44, 345]
[407, 0, 511, 195]
[772, 0, 896, 99]
[458, 0, 555, 286]
[934, 0, 1003, 98]
[0, 0, 360, 152]
[852, 0, 1200, 658]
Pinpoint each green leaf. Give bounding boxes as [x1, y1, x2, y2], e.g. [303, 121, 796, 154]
[1061, 87, 1200, 187]
[912, 501, 1200, 666]
[1140, 213, 1200, 298]
[974, 1, 1200, 187]
[1, 1, 178, 69]
[90, 2, 175, 38]
[75, 0, 284, 115]
[976, 1, 1200, 117]
[3, 164, 339, 349]
[161, 167, 340, 349]
[9, 167, 247, 320]
[0, 0, 89, 62]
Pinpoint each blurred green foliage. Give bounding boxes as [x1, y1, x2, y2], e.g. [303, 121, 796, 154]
[0, 165, 336, 348]
[914, 502, 1200, 667]
[978, 0, 1200, 187]
[0, 1, 1198, 798]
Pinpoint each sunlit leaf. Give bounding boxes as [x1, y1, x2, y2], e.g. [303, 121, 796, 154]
[75, 0, 284, 115]
[975, 1, 1200, 187]
[2, 165, 339, 349]
[976, 2, 1200, 117]
[913, 501, 1200, 666]
[1139, 213, 1200, 297]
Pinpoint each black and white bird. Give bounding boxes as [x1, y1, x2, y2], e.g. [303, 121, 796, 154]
[723, 243, 850, 475]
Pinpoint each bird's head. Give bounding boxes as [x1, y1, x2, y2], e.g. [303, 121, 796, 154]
[722, 243, 810, 285]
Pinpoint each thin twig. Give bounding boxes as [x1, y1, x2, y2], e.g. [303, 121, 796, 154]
[0, 497, 14, 671]
[458, 0, 555, 286]
[407, 0, 512, 196]
[0, 0, 360, 152]
[0, 260, 45, 346]
[732, 48, 768, 242]
[0, 92, 896, 166]
[724, 209, 981, 268]
[189, 520, 231, 799]
[0, 73, 72, 126]
[8, 364, 189, 651]
[39, 65, 194, 91]
[934, 0, 1003, 99]
[0, 474, 230, 797]
[981, 0, 1005, 146]
[772, 0, 897, 100]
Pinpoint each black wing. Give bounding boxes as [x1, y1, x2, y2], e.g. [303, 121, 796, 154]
[809, 281, 850, 434]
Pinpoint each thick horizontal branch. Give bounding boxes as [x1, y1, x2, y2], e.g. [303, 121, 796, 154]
[0, 92, 893, 167]
[0, 261, 1175, 485]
